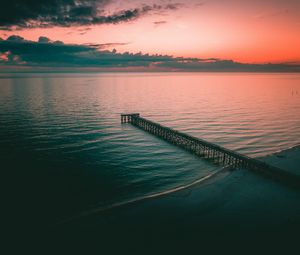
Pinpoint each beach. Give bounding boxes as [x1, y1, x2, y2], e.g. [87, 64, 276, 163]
[55, 145, 300, 253]
[262, 146, 300, 176]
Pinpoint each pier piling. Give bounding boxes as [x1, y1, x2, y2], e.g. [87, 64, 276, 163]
[121, 113, 300, 188]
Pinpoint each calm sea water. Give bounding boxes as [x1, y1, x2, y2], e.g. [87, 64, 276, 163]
[1, 72, 300, 224]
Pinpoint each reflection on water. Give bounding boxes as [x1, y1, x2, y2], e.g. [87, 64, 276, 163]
[0, 72, 300, 222]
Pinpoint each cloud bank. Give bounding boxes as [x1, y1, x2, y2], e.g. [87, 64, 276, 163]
[0, 0, 181, 30]
[0, 36, 299, 72]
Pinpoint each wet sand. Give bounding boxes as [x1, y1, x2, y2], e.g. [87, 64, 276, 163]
[262, 145, 300, 176]
[54, 146, 300, 253]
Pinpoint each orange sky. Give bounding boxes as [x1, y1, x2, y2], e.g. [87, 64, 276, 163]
[1, 0, 299, 64]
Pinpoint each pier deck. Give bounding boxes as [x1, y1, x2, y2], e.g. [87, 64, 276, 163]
[121, 113, 300, 188]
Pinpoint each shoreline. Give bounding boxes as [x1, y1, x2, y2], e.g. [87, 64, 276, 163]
[65, 144, 300, 222]
[58, 145, 300, 227]
[261, 145, 300, 176]
[56, 145, 300, 252]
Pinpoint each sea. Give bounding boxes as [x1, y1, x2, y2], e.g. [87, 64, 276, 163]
[1, 72, 300, 230]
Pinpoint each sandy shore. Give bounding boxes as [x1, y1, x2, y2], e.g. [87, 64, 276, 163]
[57, 145, 300, 253]
[262, 145, 300, 176]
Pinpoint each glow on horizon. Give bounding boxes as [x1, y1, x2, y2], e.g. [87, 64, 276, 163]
[1, 0, 299, 64]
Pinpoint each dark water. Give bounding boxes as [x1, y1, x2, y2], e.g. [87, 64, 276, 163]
[1, 72, 300, 228]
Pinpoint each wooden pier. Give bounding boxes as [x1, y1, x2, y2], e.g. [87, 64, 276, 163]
[121, 113, 300, 188]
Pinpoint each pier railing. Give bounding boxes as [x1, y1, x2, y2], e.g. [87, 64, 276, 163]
[121, 113, 300, 188]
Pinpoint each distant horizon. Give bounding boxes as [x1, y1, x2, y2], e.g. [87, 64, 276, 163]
[1, 69, 300, 73]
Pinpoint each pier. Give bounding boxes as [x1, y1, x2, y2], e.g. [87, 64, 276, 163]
[121, 113, 300, 188]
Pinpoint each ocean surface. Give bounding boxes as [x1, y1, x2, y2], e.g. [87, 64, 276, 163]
[1, 72, 300, 225]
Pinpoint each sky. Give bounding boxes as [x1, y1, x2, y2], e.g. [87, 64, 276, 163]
[0, 0, 300, 71]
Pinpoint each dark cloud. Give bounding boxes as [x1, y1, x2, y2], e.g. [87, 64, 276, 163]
[163, 3, 182, 10]
[77, 27, 92, 35]
[0, 36, 93, 65]
[155, 59, 300, 72]
[0, 35, 173, 67]
[7, 35, 25, 42]
[0, 36, 299, 72]
[153, 21, 167, 26]
[86, 42, 130, 49]
[38, 36, 51, 43]
[0, 0, 108, 28]
[0, 0, 182, 30]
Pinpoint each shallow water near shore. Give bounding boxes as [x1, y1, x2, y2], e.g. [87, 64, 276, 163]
[1, 72, 300, 227]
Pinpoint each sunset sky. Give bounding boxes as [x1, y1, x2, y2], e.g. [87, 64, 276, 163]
[0, 0, 300, 71]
